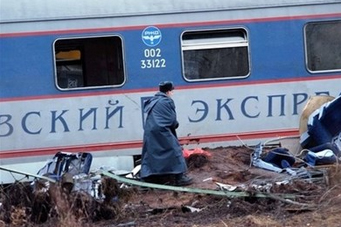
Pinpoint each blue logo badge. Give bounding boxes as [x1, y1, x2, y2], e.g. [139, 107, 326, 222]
[142, 26, 162, 47]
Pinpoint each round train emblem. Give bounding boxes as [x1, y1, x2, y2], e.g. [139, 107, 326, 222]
[142, 26, 162, 47]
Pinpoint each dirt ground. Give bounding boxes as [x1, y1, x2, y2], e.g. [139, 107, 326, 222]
[1, 145, 341, 227]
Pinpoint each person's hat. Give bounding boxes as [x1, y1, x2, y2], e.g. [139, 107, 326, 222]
[159, 81, 174, 93]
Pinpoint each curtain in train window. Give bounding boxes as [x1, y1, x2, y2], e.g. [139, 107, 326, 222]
[54, 36, 125, 89]
[181, 29, 249, 81]
[305, 20, 341, 72]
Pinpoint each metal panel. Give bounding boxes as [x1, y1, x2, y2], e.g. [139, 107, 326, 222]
[1, 0, 340, 23]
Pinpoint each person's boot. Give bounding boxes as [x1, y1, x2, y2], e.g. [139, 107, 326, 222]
[174, 173, 192, 186]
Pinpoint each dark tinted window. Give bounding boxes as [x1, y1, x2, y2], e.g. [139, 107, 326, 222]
[182, 29, 249, 81]
[305, 20, 341, 72]
[54, 36, 125, 89]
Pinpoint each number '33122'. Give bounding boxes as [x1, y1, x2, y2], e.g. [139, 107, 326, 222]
[141, 59, 166, 69]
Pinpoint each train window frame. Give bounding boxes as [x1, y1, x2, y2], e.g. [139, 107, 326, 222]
[53, 35, 126, 90]
[181, 28, 250, 82]
[304, 20, 341, 73]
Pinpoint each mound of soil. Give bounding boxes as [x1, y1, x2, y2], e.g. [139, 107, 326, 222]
[1, 146, 341, 227]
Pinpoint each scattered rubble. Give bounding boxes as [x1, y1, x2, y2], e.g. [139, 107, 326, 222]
[1, 144, 341, 227]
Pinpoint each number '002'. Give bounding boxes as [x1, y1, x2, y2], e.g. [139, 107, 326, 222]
[144, 48, 162, 58]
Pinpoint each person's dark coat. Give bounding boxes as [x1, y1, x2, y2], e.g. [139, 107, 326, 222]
[140, 92, 187, 178]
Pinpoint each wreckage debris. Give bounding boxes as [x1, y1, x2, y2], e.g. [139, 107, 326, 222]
[1, 144, 341, 226]
[251, 95, 340, 184]
[300, 95, 341, 166]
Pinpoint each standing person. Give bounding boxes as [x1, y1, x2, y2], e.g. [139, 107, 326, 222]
[140, 81, 192, 186]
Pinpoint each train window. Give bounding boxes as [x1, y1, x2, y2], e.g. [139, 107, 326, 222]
[305, 20, 341, 72]
[181, 29, 249, 81]
[54, 36, 125, 89]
